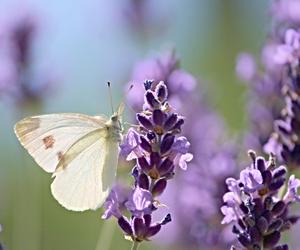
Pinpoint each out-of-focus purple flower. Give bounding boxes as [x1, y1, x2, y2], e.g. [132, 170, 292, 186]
[0, 7, 55, 106]
[236, 53, 257, 82]
[120, 0, 169, 40]
[284, 175, 300, 202]
[127, 51, 197, 111]
[125, 187, 153, 217]
[222, 151, 300, 249]
[272, 0, 300, 23]
[262, 29, 300, 171]
[274, 29, 300, 66]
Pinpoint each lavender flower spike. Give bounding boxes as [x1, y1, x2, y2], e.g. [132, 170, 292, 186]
[102, 80, 192, 245]
[222, 151, 300, 250]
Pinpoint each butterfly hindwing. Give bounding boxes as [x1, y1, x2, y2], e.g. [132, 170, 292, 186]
[51, 128, 119, 211]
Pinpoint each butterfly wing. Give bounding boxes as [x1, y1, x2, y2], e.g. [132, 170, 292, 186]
[51, 128, 120, 211]
[14, 113, 107, 173]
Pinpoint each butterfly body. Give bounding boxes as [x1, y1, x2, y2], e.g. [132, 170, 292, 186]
[14, 108, 123, 211]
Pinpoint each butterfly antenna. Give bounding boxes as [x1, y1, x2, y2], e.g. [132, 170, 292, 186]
[121, 84, 136, 114]
[107, 82, 114, 114]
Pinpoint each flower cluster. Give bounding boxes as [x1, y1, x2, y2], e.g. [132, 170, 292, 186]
[235, 0, 300, 154]
[221, 151, 300, 250]
[102, 80, 192, 244]
[0, 8, 54, 106]
[127, 50, 196, 111]
[127, 51, 238, 249]
[264, 29, 300, 170]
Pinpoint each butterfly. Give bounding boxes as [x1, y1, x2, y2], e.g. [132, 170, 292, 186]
[14, 103, 124, 212]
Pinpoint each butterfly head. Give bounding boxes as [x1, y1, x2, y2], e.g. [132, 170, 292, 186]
[107, 102, 124, 142]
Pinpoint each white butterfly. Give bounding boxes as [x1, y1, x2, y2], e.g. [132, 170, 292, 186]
[14, 104, 124, 212]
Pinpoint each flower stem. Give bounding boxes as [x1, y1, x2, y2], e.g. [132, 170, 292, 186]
[131, 241, 140, 250]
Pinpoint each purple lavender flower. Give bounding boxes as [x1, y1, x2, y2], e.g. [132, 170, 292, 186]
[263, 29, 300, 170]
[125, 187, 153, 217]
[103, 80, 191, 246]
[102, 184, 130, 219]
[222, 151, 300, 250]
[126, 51, 239, 249]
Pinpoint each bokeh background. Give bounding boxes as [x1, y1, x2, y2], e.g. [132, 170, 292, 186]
[0, 0, 271, 249]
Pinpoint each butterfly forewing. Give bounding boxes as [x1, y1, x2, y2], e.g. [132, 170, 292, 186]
[14, 113, 107, 173]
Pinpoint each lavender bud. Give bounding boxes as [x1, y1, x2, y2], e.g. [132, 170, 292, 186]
[253, 198, 264, 216]
[264, 196, 273, 211]
[144, 80, 153, 90]
[238, 233, 251, 247]
[155, 81, 168, 102]
[152, 178, 167, 196]
[160, 134, 175, 154]
[232, 225, 240, 234]
[146, 131, 156, 141]
[137, 114, 153, 130]
[240, 203, 249, 214]
[238, 219, 246, 230]
[138, 157, 152, 172]
[150, 152, 161, 166]
[145, 91, 160, 109]
[257, 217, 268, 234]
[164, 113, 178, 131]
[157, 158, 173, 177]
[153, 109, 165, 126]
[133, 217, 146, 238]
[263, 231, 280, 248]
[132, 166, 139, 179]
[268, 219, 283, 233]
[288, 216, 299, 225]
[256, 157, 266, 172]
[269, 179, 285, 191]
[272, 201, 285, 216]
[273, 167, 287, 179]
[262, 210, 272, 223]
[273, 245, 289, 250]
[138, 173, 150, 190]
[146, 224, 161, 238]
[262, 170, 272, 185]
[249, 226, 262, 243]
[118, 216, 133, 235]
[143, 214, 151, 227]
[140, 136, 152, 153]
[172, 118, 184, 131]
[161, 213, 171, 225]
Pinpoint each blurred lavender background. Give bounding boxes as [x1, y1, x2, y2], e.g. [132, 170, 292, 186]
[0, 0, 275, 250]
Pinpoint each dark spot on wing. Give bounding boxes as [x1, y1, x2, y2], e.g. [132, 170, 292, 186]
[57, 151, 64, 161]
[43, 135, 55, 149]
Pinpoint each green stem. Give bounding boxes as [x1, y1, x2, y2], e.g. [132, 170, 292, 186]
[131, 241, 140, 250]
